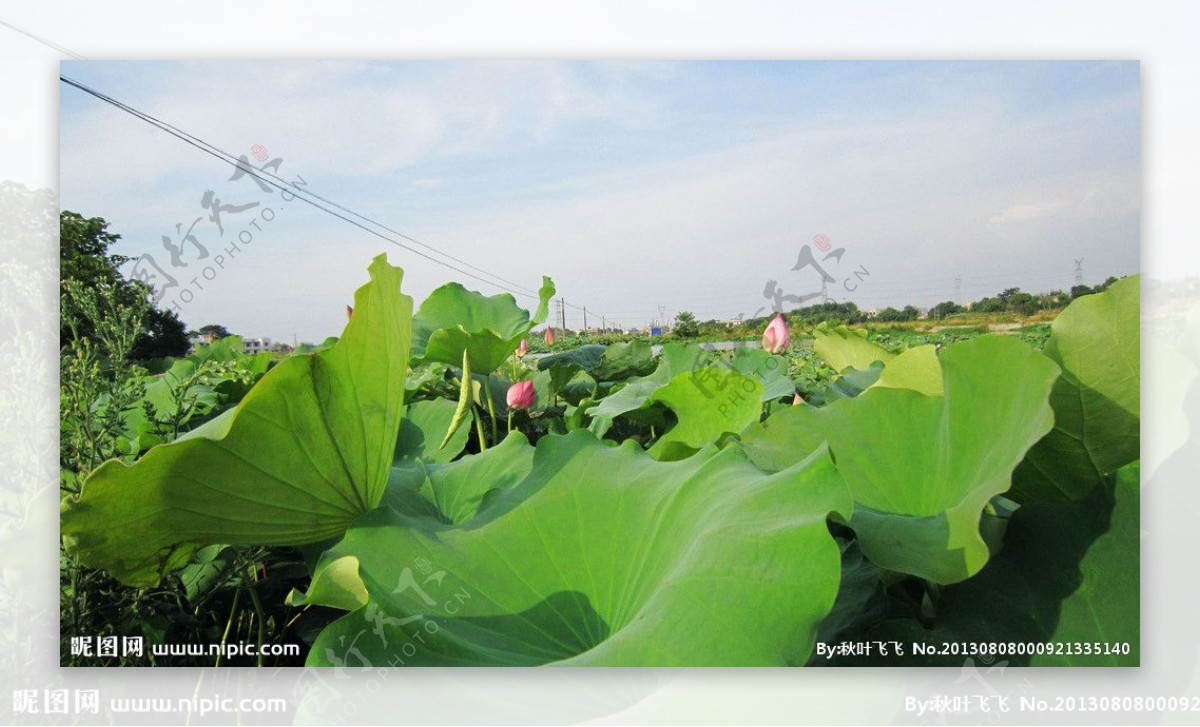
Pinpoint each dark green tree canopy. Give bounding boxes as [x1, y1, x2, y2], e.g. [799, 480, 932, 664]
[60, 211, 189, 359]
[673, 311, 700, 338]
[198, 324, 234, 340]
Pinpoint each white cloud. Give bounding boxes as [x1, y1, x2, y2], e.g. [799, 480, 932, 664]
[988, 201, 1067, 225]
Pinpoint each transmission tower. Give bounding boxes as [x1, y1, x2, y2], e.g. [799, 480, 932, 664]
[954, 275, 962, 305]
[1074, 258, 1084, 286]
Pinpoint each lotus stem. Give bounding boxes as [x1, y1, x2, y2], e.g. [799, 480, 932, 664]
[485, 374, 498, 443]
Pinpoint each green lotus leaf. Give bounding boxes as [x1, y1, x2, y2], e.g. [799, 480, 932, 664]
[871, 344, 942, 396]
[729, 347, 795, 401]
[387, 431, 538, 529]
[587, 342, 707, 437]
[60, 255, 413, 587]
[592, 339, 657, 380]
[742, 335, 1059, 584]
[807, 362, 884, 406]
[810, 540, 888, 653]
[537, 344, 605, 375]
[395, 398, 470, 465]
[830, 461, 1139, 666]
[646, 369, 765, 461]
[1013, 276, 1140, 502]
[537, 344, 604, 398]
[307, 430, 851, 666]
[813, 322, 896, 372]
[410, 277, 555, 374]
[538, 341, 656, 395]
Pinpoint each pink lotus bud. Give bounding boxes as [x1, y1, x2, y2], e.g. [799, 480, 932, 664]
[506, 380, 535, 410]
[762, 314, 790, 354]
[544, 327, 555, 346]
[346, 305, 354, 321]
[792, 393, 803, 406]
[515, 338, 528, 358]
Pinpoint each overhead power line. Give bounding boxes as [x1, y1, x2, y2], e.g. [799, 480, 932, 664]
[0, 18, 87, 59]
[59, 74, 607, 321]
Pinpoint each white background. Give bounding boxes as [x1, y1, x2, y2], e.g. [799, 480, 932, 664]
[1, 2, 1197, 724]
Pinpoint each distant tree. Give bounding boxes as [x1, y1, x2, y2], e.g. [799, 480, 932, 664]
[1070, 284, 1094, 299]
[673, 311, 700, 338]
[788, 300, 865, 326]
[928, 301, 963, 319]
[874, 306, 919, 323]
[973, 296, 1004, 313]
[133, 308, 189, 359]
[60, 211, 189, 359]
[198, 324, 234, 340]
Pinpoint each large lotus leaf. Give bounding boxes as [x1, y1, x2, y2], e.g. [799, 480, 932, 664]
[395, 398, 470, 465]
[307, 430, 852, 666]
[537, 344, 606, 374]
[870, 344, 942, 396]
[587, 343, 707, 437]
[729, 347, 795, 401]
[592, 339, 657, 380]
[646, 369, 765, 460]
[828, 461, 1139, 666]
[188, 335, 243, 362]
[1025, 460, 1139, 664]
[60, 255, 413, 587]
[557, 370, 598, 406]
[410, 277, 555, 374]
[1013, 276, 1140, 502]
[813, 322, 896, 372]
[538, 340, 656, 391]
[379, 431, 539, 533]
[302, 433, 539, 612]
[537, 344, 605, 395]
[806, 362, 884, 406]
[809, 539, 888, 654]
[742, 335, 1059, 584]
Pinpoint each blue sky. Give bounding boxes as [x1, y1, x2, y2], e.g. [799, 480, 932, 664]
[59, 60, 1140, 342]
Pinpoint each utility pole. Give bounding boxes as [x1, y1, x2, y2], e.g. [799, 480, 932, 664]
[1074, 258, 1084, 286]
[602, 315, 606, 331]
[560, 298, 566, 331]
[583, 307, 588, 331]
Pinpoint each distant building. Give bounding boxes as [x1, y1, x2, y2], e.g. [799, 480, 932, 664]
[863, 307, 879, 318]
[243, 337, 272, 355]
[186, 331, 216, 353]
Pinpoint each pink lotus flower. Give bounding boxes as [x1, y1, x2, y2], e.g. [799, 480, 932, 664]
[762, 314, 790, 354]
[515, 338, 528, 358]
[544, 327, 555, 346]
[345, 305, 354, 320]
[506, 380, 535, 410]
